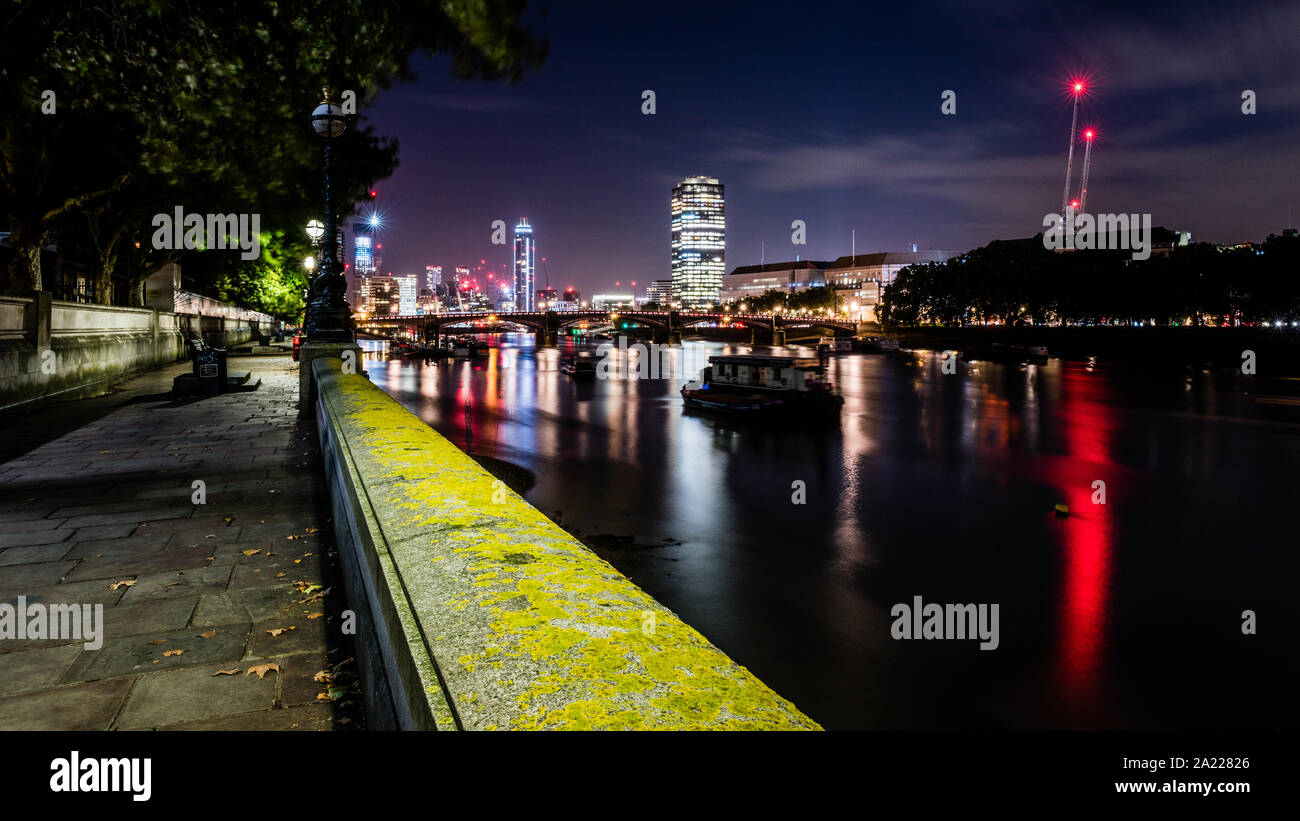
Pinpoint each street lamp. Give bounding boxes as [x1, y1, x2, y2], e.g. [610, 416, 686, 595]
[303, 88, 354, 341]
[306, 219, 324, 242]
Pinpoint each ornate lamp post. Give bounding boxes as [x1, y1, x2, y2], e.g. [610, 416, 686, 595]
[303, 88, 354, 341]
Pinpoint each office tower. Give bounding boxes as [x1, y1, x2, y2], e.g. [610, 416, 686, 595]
[671, 176, 725, 308]
[398, 275, 417, 315]
[514, 219, 535, 312]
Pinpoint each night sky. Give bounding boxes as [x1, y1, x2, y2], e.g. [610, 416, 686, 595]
[362, 0, 1300, 296]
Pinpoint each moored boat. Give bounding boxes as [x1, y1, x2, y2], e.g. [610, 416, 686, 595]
[680, 354, 843, 417]
[856, 336, 901, 353]
[560, 352, 597, 379]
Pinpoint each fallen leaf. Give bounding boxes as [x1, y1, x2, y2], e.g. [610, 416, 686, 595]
[99, 450, 112, 454]
[266, 628, 286, 637]
[109, 580, 136, 590]
[293, 559, 302, 564]
[285, 534, 302, 540]
[247, 663, 279, 679]
[167, 581, 183, 587]
[149, 639, 166, 645]
[198, 630, 216, 639]
[275, 572, 286, 578]
[268, 489, 281, 494]
[212, 669, 239, 676]
[313, 670, 334, 683]
[302, 553, 313, 557]
[241, 549, 260, 556]
[162, 649, 184, 657]
[306, 613, 324, 620]
[304, 528, 318, 534]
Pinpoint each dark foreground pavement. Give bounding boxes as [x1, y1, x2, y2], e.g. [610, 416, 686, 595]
[0, 357, 363, 730]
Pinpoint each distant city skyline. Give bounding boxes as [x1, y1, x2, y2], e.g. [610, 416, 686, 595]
[358, 1, 1300, 297]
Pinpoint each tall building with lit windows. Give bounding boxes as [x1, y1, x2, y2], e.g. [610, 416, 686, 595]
[671, 176, 725, 308]
[514, 219, 535, 312]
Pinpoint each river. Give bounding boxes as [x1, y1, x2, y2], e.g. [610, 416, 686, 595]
[359, 334, 1294, 730]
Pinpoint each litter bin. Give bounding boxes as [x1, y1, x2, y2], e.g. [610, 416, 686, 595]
[189, 339, 229, 394]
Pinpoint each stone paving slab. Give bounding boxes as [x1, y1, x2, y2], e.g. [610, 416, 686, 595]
[0, 360, 363, 730]
[0, 678, 134, 731]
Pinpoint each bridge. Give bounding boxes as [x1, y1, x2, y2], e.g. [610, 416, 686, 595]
[357, 309, 859, 345]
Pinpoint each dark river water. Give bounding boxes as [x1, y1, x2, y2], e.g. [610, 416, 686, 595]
[360, 334, 1296, 730]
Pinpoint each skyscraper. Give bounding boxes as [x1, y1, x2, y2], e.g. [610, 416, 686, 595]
[514, 219, 535, 312]
[671, 176, 725, 308]
[353, 221, 376, 275]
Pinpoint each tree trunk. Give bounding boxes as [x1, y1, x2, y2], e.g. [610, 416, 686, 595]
[5, 221, 45, 291]
[93, 245, 118, 305]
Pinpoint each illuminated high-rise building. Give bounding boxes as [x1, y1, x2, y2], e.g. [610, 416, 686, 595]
[425, 265, 442, 291]
[353, 222, 376, 275]
[671, 176, 725, 308]
[398, 275, 417, 315]
[514, 219, 535, 311]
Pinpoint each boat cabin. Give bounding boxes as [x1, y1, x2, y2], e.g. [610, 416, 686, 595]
[704, 354, 830, 392]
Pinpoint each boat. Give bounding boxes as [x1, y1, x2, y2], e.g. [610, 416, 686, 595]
[452, 335, 487, 358]
[560, 352, 597, 379]
[961, 342, 1048, 364]
[856, 336, 901, 353]
[817, 337, 853, 352]
[680, 354, 844, 417]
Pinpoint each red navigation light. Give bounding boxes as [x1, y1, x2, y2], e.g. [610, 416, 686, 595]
[1065, 74, 1091, 98]
[369, 190, 377, 198]
[1083, 128, 1096, 140]
[1070, 199, 1080, 208]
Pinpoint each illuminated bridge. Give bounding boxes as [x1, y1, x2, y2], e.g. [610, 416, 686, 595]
[356, 309, 859, 345]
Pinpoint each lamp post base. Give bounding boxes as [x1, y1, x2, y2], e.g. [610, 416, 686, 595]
[298, 340, 366, 418]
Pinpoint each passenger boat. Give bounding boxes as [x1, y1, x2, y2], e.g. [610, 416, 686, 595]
[961, 342, 1048, 363]
[680, 354, 843, 417]
[856, 336, 901, 353]
[452, 335, 487, 358]
[817, 336, 853, 352]
[560, 352, 597, 379]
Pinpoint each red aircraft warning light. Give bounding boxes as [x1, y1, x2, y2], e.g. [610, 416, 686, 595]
[1065, 74, 1091, 98]
[1083, 128, 1096, 141]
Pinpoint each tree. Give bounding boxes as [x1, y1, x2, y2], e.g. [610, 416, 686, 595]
[0, 0, 546, 298]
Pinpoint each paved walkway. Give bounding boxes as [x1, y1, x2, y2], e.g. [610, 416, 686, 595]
[0, 356, 363, 730]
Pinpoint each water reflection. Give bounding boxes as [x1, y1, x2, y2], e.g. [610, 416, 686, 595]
[360, 336, 1291, 730]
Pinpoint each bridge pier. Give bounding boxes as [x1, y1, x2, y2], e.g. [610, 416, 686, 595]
[536, 329, 558, 347]
[771, 329, 786, 346]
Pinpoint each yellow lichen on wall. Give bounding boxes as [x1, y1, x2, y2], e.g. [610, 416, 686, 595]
[317, 364, 820, 731]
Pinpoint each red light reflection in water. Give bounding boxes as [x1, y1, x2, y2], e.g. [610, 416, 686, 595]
[1054, 365, 1114, 709]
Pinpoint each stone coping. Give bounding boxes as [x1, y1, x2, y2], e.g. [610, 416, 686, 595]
[311, 357, 819, 730]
